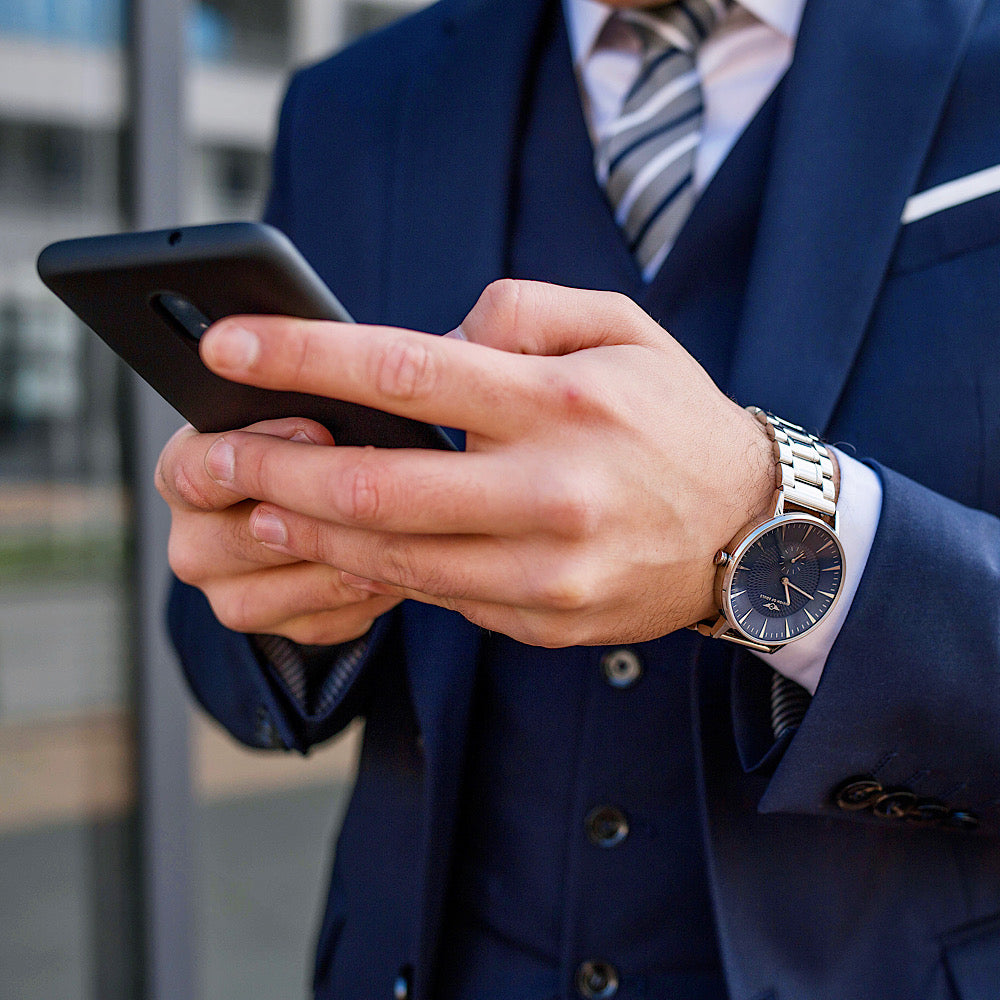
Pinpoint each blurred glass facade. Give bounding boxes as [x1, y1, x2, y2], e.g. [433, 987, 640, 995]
[0, 1, 427, 998]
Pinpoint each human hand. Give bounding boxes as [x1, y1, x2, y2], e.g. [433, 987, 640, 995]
[155, 418, 402, 645]
[194, 279, 776, 647]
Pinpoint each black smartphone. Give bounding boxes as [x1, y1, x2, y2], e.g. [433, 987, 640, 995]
[36, 221, 455, 450]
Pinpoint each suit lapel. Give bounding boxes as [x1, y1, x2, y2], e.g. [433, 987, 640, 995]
[383, 0, 550, 334]
[728, 0, 985, 431]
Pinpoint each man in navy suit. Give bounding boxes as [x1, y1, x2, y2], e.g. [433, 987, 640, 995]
[159, 0, 1000, 997]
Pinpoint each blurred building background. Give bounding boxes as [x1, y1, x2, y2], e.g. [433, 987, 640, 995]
[0, 1, 427, 997]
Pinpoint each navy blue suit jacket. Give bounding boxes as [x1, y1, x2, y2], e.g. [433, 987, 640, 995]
[170, 0, 1000, 996]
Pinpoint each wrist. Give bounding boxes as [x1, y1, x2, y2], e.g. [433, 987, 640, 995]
[691, 404, 778, 624]
[742, 403, 782, 525]
[692, 408, 846, 653]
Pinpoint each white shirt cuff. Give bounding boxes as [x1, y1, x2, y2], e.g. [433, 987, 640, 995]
[761, 448, 882, 695]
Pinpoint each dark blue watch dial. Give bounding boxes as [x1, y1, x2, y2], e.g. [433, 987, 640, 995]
[725, 518, 844, 645]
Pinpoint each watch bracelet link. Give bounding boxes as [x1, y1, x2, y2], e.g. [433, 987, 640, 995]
[748, 407, 837, 522]
[690, 408, 839, 652]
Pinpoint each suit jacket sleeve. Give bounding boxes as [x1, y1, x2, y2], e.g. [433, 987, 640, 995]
[730, 454, 1000, 834]
[165, 58, 408, 754]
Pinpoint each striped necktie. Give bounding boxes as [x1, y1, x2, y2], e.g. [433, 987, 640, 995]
[594, 0, 732, 281]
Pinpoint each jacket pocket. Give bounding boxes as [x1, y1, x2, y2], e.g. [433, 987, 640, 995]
[890, 188, 1000, 275]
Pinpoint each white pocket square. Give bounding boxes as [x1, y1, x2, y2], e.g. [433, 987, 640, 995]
[902, 163, 1000, 224]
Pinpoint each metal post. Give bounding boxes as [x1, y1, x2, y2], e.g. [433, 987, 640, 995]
[292, 0, 346, 63]
[126, 1, 197, 998]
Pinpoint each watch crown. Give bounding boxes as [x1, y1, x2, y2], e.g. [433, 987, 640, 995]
[713, 550, 730, 567]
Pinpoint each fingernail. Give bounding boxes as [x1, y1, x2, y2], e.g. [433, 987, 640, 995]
[205, 439, 235, 484]
[252, 509, 287, 546]
[290, 430, 313, 443]
[443, 325, 467, 341]
[341, 572, 386, 593]
[206, 324, 259, 369]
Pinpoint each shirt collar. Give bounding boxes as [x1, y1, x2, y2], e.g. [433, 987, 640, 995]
[564, 0, 807, 63]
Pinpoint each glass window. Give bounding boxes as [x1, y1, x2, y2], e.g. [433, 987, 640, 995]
[1, 4, 432, 998]
[344, 0, 417, 38]
[191, 0, 290, 67]
[0, 5, 137, 998]
[0, 0, 125, 47]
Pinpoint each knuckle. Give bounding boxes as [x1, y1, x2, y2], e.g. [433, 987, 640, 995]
[372, 536, 423, 589]
[478, 278, 524, 332]
[167, 529, 207, 585]
[373, 336, 438, 401]
[515, 611, 583, 650]
[246, 444, 275, 499]
[539, 480, 602, 539]
[332, 451, 385, 524]
[317, 571, 356, 611]
[607, 289, 640, 317]
[212, 590, 257, 634]
[171, 464, 218, 511]
[284, 618, 332, 645]
[532, 558, 599, 614]
[544, 367, 606, 422]
[288, 610, 374, 646]
[287, 321, 322, 386]
[294, 516, 332, 564]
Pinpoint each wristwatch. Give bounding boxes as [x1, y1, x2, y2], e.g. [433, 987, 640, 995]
[692, 408, 845, 653]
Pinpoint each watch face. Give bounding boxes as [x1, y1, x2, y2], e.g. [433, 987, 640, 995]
[723, 516, 845, 646]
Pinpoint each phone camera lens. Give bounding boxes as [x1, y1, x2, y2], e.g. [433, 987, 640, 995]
[151, 292, 212, 341]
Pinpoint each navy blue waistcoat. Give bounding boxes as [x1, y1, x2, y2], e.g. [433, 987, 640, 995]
[436, 7, 781, 999]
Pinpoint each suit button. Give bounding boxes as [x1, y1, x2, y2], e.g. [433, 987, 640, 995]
[393, 965, 412, 1000]
[906, 799, 950, 825]
[585, 805, 629, 847]
[946, 810, 980, 832]
[575, 960, 619, 999]
[872, 789, 918, 819]
[601, 649, 642, 688]
[834, 776, 883, 811]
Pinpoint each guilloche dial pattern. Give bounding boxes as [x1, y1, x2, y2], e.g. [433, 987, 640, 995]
[725, 520, 844, 645]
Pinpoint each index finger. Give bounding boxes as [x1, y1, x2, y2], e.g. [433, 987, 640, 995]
[200, 314, 543, 439]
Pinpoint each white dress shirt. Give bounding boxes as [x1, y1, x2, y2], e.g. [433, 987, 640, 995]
[564, 0, 882, 695]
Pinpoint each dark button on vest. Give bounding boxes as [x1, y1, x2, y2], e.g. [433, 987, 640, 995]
[601, 648, 643, 689]
[576, 960, 619, 999]
[585, 805, 630, 848]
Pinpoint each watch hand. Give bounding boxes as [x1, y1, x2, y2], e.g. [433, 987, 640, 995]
[790, 552, 806, 564]
[779, 579, 792, 606]
[785, 579, 815, 601]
